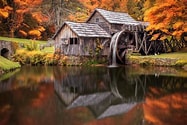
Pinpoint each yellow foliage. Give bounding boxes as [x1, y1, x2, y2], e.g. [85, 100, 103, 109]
[28, 30, 41, 37]
[173, 22, 184, 30]
[68, 12, 88, 22]
[160, 36, 167, 40]
[37, 26, 45, 32]
[15, 49, 27, 55]
[0, 10, 8, 18]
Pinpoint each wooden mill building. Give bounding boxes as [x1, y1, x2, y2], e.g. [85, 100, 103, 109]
[53, 21, 111, 56]
[53, 8, 149, 61]
[86, 8, 142, 35]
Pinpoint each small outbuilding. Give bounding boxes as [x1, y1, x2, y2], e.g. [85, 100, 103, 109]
[53, 21, 111, 56]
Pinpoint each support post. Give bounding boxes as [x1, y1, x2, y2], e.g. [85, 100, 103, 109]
[135, 32, 138, 51]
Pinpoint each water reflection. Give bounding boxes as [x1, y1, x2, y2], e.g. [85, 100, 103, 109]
[54, 66, 187, 124]
[0, 66, 187, 125]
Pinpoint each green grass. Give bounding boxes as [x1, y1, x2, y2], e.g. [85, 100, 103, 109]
[0, 36, 54, 53]
[130, 47, 187, 67]
[0, 68, 20, 81]
[0, 56, 21, 71]
[41, 46, 55, 53]
[140, 48, 187, 60]
[0, 36, 46, 45]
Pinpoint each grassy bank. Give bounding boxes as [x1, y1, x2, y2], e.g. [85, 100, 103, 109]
[0, 56, 21, 74]
[128, 48, 187, 70]
[0, 36, 54, 53]
[0, 36, 46, 45]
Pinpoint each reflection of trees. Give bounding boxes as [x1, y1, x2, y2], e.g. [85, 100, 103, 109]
[145, 75, 187, 98]
[108, 67, 187, 101]
[108, 68, 187, 124]
[144, 92, 187, 125]
[0, 66, 54, 93]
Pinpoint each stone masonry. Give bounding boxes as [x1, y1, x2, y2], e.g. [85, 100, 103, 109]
[0, 40, 14, 58]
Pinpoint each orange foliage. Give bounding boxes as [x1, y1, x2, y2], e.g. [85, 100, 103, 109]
[144, 92, 187, 125]
[144, 0, 187, 39]
[28, 29, 41, 38]
[32, 12, 49, 23]
[14, 0, 42, 7]
[7, 0, 43, 38]
[37, 26, 45, 32]
[0, 6, 12, 18]
[28, 26, 45, 39]
[14, 0, 42, 16]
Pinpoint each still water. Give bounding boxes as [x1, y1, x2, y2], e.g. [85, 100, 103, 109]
[0, 66, 186, 125]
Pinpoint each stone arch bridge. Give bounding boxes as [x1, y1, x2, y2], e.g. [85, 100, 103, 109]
[0, 40, 14, 58]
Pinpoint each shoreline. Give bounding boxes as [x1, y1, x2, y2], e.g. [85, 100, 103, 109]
[0, 56, 21, 76]
[127, 55, 187, 71]
[1, 52, 187, 78]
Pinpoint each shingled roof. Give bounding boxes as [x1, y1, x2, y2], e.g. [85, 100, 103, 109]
[87, 8, 140, 25]
[53, 21, 111, 39]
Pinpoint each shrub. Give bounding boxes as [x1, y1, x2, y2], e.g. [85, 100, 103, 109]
[11, 49, 28, 64]
[25, 40, 38, 51]
[43, 53, 55, 65]
[27, 51, 44, 65]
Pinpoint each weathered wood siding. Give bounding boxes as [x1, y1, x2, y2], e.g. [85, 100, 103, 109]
[82, 38, 110, 56]
[87, 12, 124, 34]
[54, 25, 80, 55]
[87, 12, 111, 34]
[55, 24, 110, 56]
[111, 24, 123, 34]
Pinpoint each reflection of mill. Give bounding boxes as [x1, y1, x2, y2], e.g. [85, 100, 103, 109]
[109, 68, 146, 101]
[54, 67, 147, 119]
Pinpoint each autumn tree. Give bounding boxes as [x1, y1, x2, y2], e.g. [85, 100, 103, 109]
[127, 0, 145, 21]
[144, 0, 187, 40]
[0, 1, 12, 18]
[5, 0, 43, 38]
[76, 0, 128, 22]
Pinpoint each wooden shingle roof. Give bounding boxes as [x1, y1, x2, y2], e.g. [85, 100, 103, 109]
[53, 21, 111, 39]
[87, 8, 140, 25]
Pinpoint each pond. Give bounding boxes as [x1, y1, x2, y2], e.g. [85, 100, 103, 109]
[0, 66, 186, 125]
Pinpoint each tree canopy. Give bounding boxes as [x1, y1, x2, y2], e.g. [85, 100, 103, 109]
[144, 0, 187, 40]
[0, 0, 186, 41]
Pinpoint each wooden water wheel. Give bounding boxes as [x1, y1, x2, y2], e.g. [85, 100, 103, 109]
[117, 32, 135, 64]
[109, 30, 136, 65]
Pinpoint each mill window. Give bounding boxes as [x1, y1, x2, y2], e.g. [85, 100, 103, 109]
[96, 18, 99, 22]
[70, 38, 78, 44]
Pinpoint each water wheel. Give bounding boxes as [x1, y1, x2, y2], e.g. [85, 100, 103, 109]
[109, 31, 135, 65]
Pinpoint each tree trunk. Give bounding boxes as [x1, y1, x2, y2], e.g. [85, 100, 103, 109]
[10, 29, 14, 38]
